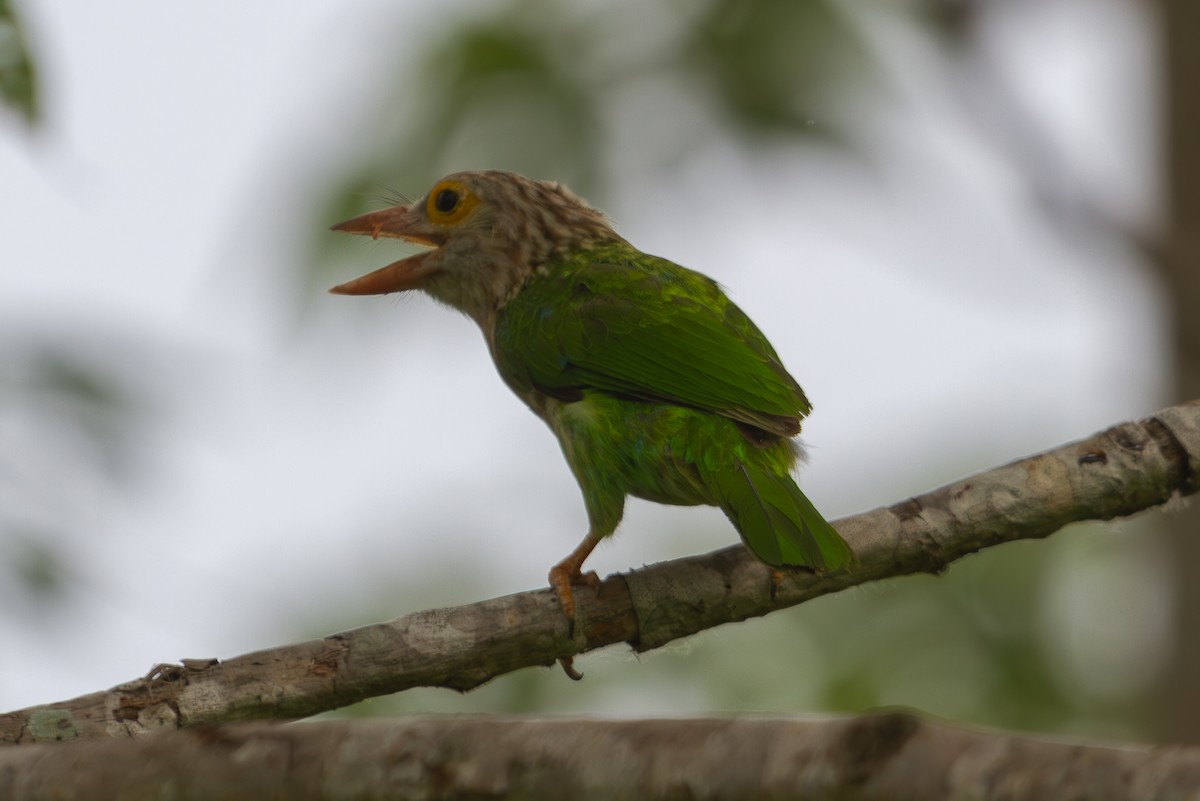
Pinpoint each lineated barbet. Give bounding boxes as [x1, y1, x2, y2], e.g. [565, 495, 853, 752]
[330, 170, 853, 630]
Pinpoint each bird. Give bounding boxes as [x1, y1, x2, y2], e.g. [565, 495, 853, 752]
[330, 170, 853, 636]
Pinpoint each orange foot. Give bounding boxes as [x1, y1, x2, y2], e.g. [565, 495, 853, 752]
[548, 564, 601, 632]
[769, 568, 784, 601]
[769, 564, 818, 601]
[551, 568, 599, 682]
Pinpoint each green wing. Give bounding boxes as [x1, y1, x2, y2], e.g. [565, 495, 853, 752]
[495, 249, 810, 436]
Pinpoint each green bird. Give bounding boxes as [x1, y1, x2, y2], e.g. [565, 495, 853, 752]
[330, 170, 853, 627]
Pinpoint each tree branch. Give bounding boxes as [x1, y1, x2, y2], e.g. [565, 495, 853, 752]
[3, 400, 1197, 744]
[3, 714, 1200, 800]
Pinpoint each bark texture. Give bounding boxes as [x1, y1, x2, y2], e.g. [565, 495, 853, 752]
[1159, 0, 1200, 744]
[3, 715, 1200, 801]
[1, 399, 1197, 745]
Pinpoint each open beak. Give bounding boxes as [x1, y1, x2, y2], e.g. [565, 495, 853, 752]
[328, 205, 444, 295]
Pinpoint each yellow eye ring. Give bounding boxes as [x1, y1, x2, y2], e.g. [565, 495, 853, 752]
[425, 180, 478, 224]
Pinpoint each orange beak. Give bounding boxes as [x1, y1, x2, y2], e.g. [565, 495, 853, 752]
[328, 206, 444, 295]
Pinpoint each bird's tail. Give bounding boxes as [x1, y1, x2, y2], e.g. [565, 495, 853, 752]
[712, 461, 854, 570]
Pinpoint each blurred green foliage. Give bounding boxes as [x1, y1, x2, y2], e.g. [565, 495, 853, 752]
[682, 0, 870, 134]
[0, 0, 37, 122]
[0, 334, 153, 610]
[313, 0, 873, 292]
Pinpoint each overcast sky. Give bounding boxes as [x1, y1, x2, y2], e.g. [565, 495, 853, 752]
[0, 0, 1163, 714]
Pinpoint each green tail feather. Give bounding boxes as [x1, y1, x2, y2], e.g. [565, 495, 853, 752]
[714, 462, 854, 570]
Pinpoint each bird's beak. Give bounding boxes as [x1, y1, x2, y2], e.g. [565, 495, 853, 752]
[328, 205, 444, 295]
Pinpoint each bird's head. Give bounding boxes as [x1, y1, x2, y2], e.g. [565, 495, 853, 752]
[330, 170, 621, 328]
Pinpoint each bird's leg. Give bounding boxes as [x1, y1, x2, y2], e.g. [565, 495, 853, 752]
[549, 530, 605, 628]
[549, 465, 623, 678]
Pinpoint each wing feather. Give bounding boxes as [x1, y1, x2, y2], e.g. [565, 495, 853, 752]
[495, 249, 811, 435]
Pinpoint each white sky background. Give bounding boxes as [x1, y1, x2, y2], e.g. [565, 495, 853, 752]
[0, 0, 1164, 712]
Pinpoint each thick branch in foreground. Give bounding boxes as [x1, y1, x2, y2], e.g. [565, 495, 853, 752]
[3, 714, 1200, 801]
[2, 400, 1198, 744]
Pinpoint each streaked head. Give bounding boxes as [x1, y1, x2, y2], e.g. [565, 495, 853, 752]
[330, 171, 622, 327]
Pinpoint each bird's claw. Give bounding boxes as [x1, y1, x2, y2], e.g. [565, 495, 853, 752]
[558, 656, 584, 681]
[550, 571, 595, 680]
[549, 566, 601, 638]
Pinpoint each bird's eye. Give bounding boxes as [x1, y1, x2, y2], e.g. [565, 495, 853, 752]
[425, 179, 477, 224]
[434, 188, 460, 214]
